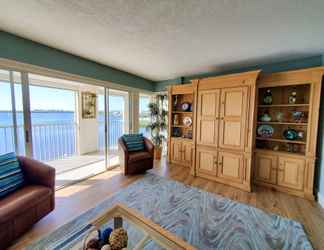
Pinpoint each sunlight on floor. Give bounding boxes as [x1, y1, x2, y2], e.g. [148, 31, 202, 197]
[56, 167, 122, 197]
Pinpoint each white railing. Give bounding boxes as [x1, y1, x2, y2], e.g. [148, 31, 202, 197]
[1, 119, 143, 162]
[32, 123, 77, 161]
[0, 123, 77, 162]
[98, 119, 124, 151]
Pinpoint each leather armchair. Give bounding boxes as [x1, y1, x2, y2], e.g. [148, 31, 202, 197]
[118, 137, 154, 175]
[0, 156, 55, 249]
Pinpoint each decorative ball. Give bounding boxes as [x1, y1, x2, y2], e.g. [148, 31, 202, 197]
[100, 227, 113, 243]
[86, 238, 100, 249]
[109, 228, 128, 250]
[101, 244, 111, 250]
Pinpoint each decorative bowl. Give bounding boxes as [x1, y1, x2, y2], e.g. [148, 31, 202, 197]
[283, 128, 298, 140]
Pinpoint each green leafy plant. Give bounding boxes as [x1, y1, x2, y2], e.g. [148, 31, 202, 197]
[146, 95, 168, 148]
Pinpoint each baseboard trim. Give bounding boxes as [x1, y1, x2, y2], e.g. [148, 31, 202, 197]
[318, 192, 324, 208]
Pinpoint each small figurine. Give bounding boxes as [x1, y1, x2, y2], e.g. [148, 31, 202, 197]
[263, 89, 273, 105]
[288, 91, 297, 104]
[275, 112, 283, 122]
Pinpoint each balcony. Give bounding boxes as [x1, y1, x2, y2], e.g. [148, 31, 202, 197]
[0, 120, 123, 188]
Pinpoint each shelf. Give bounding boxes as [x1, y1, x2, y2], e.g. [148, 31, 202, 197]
[256, 137, 306, 145]
[257, 121, 308, 126]
[171, 137, 192, 141]
[172, 125, 192, 128]
[172, 111, 192, 114]
[258, 104, 309, 108]
[255, 148, 306, 157]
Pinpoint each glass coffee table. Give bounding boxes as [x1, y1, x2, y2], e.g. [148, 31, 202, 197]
[81, 203, 195, 250]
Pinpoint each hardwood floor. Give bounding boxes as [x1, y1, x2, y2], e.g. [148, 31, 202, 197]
[11, 159, 324, 250]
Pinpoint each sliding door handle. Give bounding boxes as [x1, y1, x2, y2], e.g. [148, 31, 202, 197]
[25, 130, 29, 143]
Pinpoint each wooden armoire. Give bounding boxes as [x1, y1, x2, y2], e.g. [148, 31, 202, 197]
[168, 71, 260, 192]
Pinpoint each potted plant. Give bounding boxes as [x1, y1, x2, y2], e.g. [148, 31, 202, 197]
[146, 95, 167, 160]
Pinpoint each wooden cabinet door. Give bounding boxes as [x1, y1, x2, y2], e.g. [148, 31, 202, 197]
[196, 89, 220, 147]
[217, 151, 243, 183]
[219, 87, 248, 150]
[255, 153, 277, 184]
[196, 147, 217, 176]
[171, 140, 182, 163]
[278, 157, 305, 190]
[182, 141, 194, 167]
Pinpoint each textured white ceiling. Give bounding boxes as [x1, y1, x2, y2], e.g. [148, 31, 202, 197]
[0, 0, 323, 81]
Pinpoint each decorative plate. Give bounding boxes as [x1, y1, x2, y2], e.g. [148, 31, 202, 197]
[257, 125, 274, 138]
[183, 116, 192, 127]
[181, 102, 190, 111]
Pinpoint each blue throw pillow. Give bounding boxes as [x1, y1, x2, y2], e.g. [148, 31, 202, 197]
[122, 134, 145, 152]
[0, 152, 25, 198]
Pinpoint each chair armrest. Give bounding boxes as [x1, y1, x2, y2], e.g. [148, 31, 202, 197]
[144, 137, 154, 157]
[18, 156, 55, 190]
[118, 138, 129, 160]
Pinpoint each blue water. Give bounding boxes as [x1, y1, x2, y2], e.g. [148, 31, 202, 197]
[0, 111, 135, 161]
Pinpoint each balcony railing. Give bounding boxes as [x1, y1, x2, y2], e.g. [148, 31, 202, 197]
[0, 123, 77, 162]
[1, 120, 126, 162]
[98, 119, 124, 151]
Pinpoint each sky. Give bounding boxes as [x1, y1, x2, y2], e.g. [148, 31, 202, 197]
[0, 81, 150, 112]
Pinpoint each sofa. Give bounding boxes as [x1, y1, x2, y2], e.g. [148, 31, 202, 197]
[118, 136, 154, 175]
[0, 156, 55, 249]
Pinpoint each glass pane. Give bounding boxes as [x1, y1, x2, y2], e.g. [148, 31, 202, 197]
[139, 94, 151, 138]
[108, 89, 129, 167]
[0, 70, 25, 155]
[29, 84, 77, 162]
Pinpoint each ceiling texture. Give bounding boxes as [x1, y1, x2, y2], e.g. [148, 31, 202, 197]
[0, 0, 323, 82]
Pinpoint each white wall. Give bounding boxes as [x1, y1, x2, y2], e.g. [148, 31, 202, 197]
[77, 87, 101, 155]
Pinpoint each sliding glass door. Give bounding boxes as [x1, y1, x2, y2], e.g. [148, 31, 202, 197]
[0, 69, 26, 156]
[107, 89, 129, 167]
[0, 67, 132, 188]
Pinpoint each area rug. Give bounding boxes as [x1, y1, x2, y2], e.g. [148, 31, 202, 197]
[25, 173, 312, 250]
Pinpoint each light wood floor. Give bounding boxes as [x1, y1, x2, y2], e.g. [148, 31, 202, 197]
[11, 159, 324, 250]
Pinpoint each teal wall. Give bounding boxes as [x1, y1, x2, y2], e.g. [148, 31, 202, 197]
[0, 31, 154, 91]
[154, 56, 323, 91]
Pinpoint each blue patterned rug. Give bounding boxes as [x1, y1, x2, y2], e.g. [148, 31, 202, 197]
[25, 173, 312, 250]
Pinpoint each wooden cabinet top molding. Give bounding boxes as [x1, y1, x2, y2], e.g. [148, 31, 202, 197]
[196, 70, 261, 90]
[258, 66, 324, 86]
[168, 83, 195, 95]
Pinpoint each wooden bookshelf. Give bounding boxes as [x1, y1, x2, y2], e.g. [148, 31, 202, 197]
[254, 67, 324, 200]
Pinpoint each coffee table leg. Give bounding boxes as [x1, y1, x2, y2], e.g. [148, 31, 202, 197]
[114, 216, 123, 229]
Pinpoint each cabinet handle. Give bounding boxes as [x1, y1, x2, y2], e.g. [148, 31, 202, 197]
[218, 161, 223, 166]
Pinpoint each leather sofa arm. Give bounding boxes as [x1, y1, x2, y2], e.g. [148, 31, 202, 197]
[18, 156, 55, 190]
[144, 137, 154, 157]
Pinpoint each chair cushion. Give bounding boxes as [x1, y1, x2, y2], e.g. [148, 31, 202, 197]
[122, 134, 145, 151]
[128, 151, 152, 163]
[0, 152, 24, 198]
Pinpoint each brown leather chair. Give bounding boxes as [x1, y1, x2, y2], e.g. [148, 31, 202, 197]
[118, 136, 154, 175]
[0, 156, 55, 249]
